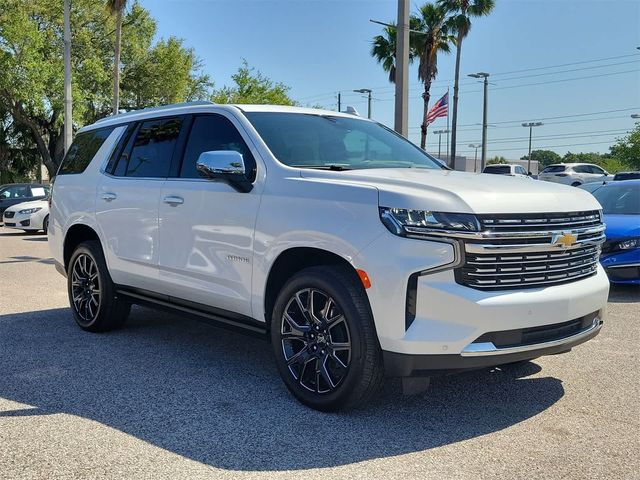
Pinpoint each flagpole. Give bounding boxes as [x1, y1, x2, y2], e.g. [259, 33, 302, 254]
[446, 87, 450, 166]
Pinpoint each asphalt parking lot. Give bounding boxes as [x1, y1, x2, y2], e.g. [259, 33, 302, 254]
[0, 227, 638, 480]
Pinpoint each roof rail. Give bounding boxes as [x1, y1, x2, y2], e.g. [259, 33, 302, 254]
[94, 101, 215, 124]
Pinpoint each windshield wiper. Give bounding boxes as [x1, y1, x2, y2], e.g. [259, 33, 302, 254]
[291, 165, 352, 171]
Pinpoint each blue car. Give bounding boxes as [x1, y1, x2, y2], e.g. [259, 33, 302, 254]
[588, 180, 640, 284]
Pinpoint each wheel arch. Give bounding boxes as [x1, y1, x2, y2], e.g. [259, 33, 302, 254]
[263, 247, 366, 331]
[63, 223, 101, 270]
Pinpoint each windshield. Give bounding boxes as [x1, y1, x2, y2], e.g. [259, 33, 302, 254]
[592, 183, 640, 215]
[245, 112, 444, 170]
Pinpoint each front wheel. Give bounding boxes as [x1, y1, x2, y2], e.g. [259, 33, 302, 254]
[67, 240, 130, 332]
[271, 266, 384, 411]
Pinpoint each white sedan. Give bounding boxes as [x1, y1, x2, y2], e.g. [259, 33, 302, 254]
[2, 199, 49, 233]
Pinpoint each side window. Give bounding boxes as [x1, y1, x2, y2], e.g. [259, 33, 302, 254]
[57, 127, 115, 175]
[516, 166, 527, 175]
[572, 165, 589, 173]
[590, 165, 605, 175]
[180, 115, 256, 180]
[125, 117, 182, 178]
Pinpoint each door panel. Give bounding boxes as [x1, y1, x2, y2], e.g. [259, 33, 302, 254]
[158, 179, 260, 316]
[157, 113, 262, 317]
[96, 176, 164, 290]
[95, 116, 184, 290]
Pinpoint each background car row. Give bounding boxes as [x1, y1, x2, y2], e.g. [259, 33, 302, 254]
[0, 183, 50, 233]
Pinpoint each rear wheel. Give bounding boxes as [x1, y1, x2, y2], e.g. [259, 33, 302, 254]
[67, 240, 130, 332]
[271, 265, 383, 411]
[571, 181, 581, 187]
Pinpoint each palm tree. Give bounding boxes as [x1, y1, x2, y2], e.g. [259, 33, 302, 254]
[107, 0, 127, 115]
[371, 25, 400, 84]
[438, 0, 495, 163]
[413, 3, 452, 149]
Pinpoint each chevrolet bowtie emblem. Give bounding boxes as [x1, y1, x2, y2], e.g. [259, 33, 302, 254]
[554, 232, 577, 248]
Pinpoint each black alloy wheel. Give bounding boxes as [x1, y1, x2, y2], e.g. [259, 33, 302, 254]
[281, 288, 352, 394]
[70, 253, 102, 326]
[271, 265, 384, 411]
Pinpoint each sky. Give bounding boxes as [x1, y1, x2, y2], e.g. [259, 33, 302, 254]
[139, 0, 640, 160]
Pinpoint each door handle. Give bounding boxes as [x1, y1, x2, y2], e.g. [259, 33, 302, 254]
[163, 195, 184, 206]
[101, 192, 117, 202]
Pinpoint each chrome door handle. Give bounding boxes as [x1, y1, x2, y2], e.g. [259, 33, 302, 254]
[163, 195, 184, 206]
[101, 192, 117, 202]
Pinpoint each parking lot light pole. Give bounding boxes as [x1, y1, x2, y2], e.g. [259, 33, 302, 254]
[354, 89, 373, 119]
[434, 129, 449, 158]
[468, 72, 490, 171]
[469, 144, 482, 172]
[522, 121, 544, 173]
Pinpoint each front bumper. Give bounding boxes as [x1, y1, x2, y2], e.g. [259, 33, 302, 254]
[384, 312, 603, 376]
[2, 212, 40, 230]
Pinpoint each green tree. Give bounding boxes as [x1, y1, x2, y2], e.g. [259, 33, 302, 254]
[0, 0, 210, 177]
[106, 0, 127, 114]
[487, 155, 507, 165]
[520, 149, 562, 169]
[211, 60, 295, 105]
[413, 3, 453, 150]
[610, 123, 640, 170]
[438, 0, 495, 163]
[371, 26, 401, 84]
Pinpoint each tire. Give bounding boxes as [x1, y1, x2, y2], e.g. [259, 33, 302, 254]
[270, 265, 384, 412]
[42, 215, 49, 234]
[571, 181, 581, 187]
[67, 240, 130, 332]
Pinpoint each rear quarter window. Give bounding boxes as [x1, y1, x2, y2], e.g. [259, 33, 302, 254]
[57, 127, 115, 175]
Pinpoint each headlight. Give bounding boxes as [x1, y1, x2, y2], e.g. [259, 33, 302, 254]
[614, 238, 640, 250]
[18, 207, 42, 215]
[380, 207, 480, 237]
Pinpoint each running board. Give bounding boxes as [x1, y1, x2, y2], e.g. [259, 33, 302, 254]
[115, 287, 268, 337]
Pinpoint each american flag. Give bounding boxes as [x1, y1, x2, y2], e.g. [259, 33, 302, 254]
[426, 92, 448, 125]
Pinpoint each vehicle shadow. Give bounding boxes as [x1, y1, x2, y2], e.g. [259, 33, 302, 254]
[22, 236, 48, 242]
[0, 255, 54, 265]
[0, 307, 564, 471]
[608, 285, 640, 303]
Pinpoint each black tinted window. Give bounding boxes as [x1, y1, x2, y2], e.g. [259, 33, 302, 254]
[485, 166, 510, 174]
[58, 127, 115, 175]
[181, 115, 256, 179]
[542, 165, 566, 173]
[125, 118, 182, 178]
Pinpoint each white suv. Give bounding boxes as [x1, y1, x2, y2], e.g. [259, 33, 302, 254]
[482, 164, 532, 178]
[538, 163, 613, 186]
[49, 102, 609, 411]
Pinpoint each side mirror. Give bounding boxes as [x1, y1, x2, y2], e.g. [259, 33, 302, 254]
[528, 171, 533, 176]
[196, 150, 253, 193]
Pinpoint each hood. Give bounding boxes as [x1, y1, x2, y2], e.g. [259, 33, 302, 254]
[5, 199, 48, 212]
[603, 214, 640, 240]
[299, 168, 602, 214]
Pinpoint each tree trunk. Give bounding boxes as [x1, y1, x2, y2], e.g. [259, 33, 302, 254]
[450, 32, 463, 167]
[112, 7, 123, 114]
[420, 83, 431, 150]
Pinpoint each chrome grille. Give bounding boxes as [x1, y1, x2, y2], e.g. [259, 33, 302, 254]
[456, 210, 604, 290]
